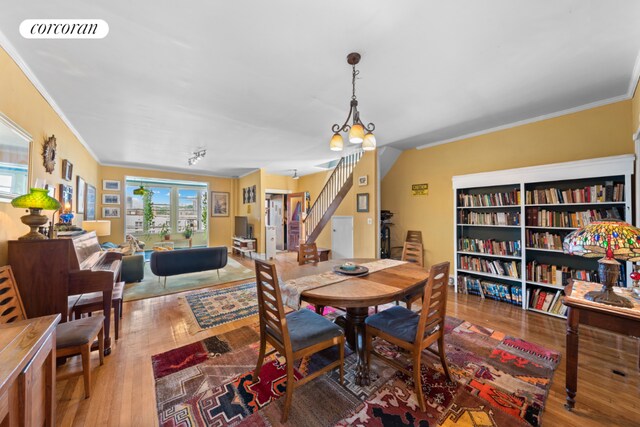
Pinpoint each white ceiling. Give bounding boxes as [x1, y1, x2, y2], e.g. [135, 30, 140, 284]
[1, 1, 639, 177]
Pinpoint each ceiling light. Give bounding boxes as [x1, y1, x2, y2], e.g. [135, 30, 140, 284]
[188, 149, 206, 166]
[329, 52, 376, 152]
[292, 169, 299, 180]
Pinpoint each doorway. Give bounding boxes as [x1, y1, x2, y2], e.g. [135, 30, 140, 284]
[266, 194, 286, 250]
[331, 216, 354, 258]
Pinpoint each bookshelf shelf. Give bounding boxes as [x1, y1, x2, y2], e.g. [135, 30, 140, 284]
[457, 269, 521, 282]
[527, 308, 567, 319]
[457, 251, 521, 260]
[453, 154, 634, 320]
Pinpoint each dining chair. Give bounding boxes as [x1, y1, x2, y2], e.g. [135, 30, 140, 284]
[298, 242, 320, 265]
[252, 259, 345, 422]
[365, 261, 452, 412]
[0, 265, 105, 399]
[395, 241, 425, 309]
[405, 230, 423, 244]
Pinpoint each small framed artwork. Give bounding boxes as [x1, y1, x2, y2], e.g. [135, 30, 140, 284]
[242, 188, 247, 204]
[102, 207, 120, 218]
[62, 159, 73, 181]
[211, 191, 230, 217]
[59, 184, 73, 211]
[358, 175, 368, 186]
[76, 176, 86, 215]
[45, 184, 55, 199]
[251, 185, 257, 203]
[103, 180, 121, 191]
[85, 184, 96, 220]
[357, 193, 369, 212]
[102, 194, 121, 205]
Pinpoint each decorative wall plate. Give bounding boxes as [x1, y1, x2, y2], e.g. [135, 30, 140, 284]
[42, 135, 57, 173]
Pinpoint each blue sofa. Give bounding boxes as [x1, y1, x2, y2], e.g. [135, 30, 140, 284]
[150, 246, 228, 286]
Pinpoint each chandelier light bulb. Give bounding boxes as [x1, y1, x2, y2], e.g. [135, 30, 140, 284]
[349, 124, 365, 144]
[362, 132, 376, 151]
[330, 133, 344, 151]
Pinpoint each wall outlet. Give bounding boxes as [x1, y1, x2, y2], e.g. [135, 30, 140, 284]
[367, 218, 372, 225]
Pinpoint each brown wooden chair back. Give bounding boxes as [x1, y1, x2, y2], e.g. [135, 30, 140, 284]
[405, 230, 423, 244]
[401, 241, 424, 267]
[254, 259, 291, 350]
[0, 265, 27, 324]
[416, 261, 450, 342]
[298, 242, 320, 265]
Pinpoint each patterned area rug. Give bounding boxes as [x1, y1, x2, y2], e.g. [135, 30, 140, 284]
[152, 316, 560, 426]
[181, 282, 258, 334]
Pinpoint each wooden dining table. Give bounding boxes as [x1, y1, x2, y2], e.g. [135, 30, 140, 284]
[281, 258, 430, 386]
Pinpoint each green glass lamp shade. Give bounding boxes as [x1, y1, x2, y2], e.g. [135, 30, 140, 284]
[11, 188, 61, 210]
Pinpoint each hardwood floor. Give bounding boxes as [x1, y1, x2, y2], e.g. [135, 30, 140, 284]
[55, 253, 640, 426]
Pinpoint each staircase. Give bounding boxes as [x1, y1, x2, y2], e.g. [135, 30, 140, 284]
[302, 150, 364, 244]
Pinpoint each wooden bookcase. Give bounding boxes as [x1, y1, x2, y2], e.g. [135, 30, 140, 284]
[453, 155, 634, 319]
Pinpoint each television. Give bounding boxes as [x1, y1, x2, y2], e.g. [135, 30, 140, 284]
[234, 216, 249, 238]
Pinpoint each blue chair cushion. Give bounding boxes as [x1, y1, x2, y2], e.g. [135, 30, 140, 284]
[365, 305, 423, 343]
[285, 309, 343, 352]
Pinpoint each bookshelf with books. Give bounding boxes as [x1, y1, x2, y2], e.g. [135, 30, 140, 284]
[453, 155, 634, 319]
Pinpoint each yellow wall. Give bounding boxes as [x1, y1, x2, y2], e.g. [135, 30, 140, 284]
[0, 47, 100, 265]
[382, 100, 634, 268]
[297, 151, 378, 258]
[237, 170, 263, 252]
[263, 173, 299, 192]
[100, 166, 235, 248]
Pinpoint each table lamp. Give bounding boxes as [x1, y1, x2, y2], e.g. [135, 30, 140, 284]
[11, 188, 61, 240]
[563, 218, 640, 308]
[83, 220, 111, 237]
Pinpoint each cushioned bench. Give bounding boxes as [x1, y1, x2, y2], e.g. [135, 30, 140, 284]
[150, 246, 228, 287]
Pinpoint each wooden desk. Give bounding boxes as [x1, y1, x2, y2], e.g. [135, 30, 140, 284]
[282, 258, 429, 385]
[0, 314, 60, 427]
[563, 281, 640, 411]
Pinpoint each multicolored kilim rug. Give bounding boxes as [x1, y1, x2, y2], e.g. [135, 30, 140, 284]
[180, 282, 258, 334]
[152, 315, 560, 426]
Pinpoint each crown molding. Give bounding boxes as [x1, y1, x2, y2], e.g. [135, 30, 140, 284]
[0, 30, 100, 162]
[100, 161, 236, 179]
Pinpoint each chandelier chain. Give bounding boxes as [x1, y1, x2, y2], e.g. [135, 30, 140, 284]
[352, 64, 359, 101]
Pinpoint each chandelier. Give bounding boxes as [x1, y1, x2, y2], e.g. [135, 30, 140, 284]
[330, 52, 376, 152]
[188, 149, 206, 166]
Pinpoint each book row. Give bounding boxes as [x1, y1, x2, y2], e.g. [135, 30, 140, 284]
[525, 207, 622, 228]
[525, 261, 626, 287]
[457, 238, 521, 257]
[458, 190, 521, 207]
[525, 182, 624, 205]
[525, 231, 564, 251]
[458, 275, 522, 305]
[458, 211, 521, 226]
[459, 256, 520, 278]
[528, 288, 567, 316]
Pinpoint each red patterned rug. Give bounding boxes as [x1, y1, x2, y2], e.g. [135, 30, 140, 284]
[152, 316, 560, 426]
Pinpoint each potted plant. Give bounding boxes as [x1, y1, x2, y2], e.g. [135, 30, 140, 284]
[159, 223, 171, 240]
[183, 222, 194, 239]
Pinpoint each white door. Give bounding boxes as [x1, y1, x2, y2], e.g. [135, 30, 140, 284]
[331, 216, 354, 259]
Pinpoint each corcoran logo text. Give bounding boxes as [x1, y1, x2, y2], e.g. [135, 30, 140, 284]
[20, 19, 109, 39]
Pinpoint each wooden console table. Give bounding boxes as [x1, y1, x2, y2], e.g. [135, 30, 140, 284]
[563, 281, 640, 410]
[0, 314, 60, 426]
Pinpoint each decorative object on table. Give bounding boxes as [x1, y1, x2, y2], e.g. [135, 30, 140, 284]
[61, 159, 73, 181]
[211, 191, 229, 217]
[59, 199, 74, 224]
[358, 175, 368, 186]
[159, 222, 170, 240]
[102, 207, 120, 218]
[356, 192, 369, 212]
[102, 193, 120, 205]
[42, 134, 57, 173]
[76, 175, 86, 215]
[102, 179, 121, 191]
[85, 184, 96, 220]
[187, 149, 206, 167]
[183, 222, 194, 239]
[83, 220, 111, 237]
[10, 188, 61, 239]
[630, 264, 640, 298]
[328, 52, 376, 152]
[563, 218, 640, 308]
[333, 263, 369, 276]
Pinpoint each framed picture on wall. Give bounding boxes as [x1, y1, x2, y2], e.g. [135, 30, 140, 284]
[211, 191, 229, 217]
[76, 176, 86, 215]
[103, 180, 121, 191]
[250, 185, 256, 203]
[59, 184, 73, 211]
[62, 159, 73, 181]
[358, 175, 368, 186]
[102, 194, 121, 205]
[357, 193, 369, 212]
[102, 207, 120, 218]
[85, 184, 96, 220]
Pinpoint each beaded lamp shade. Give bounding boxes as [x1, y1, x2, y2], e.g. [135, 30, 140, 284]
[563, 219, 640, 261]
[563, 218, 640, 308]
